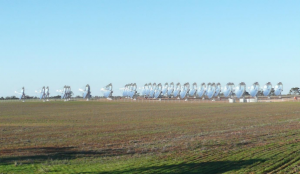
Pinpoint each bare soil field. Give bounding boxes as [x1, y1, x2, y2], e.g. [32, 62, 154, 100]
[1, 101, 300, 173]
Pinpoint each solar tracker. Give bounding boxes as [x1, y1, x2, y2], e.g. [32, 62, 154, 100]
[39, 86, 46, 100]
[206, 83, 216, 99]
[249, 82, 260, 98]
[263, 82, 272, 96]
[189, 82, 197, 97]
[154, 83, 162, 99]
[45, 86, 50, 100]
[59, 86, 72, 100]
[173, 83, 181, 98]
[142, 83, 148, 96]
[214, 83, 221, 97]
[223, 82, 235, 98]
[149, 83, 156, 98]
[235, 82, 246, 98]
[122, 84, 129, 97]
[180, 83, 190, 99]
[167, 82, 174, 97]
[162, 83, 168, 96]
[103, 83, 113, 99]
[79, 84, 91, 100]
[197, 83, 206, 98]
[61, 86, 67, 99]
[146, 83, 152, 97]
[129, 83, 137, 98]
[17, 87, 26, 100]
[274, 82, 283, 96]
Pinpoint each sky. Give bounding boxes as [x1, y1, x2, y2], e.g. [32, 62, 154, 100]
[0, 0, 299, 97]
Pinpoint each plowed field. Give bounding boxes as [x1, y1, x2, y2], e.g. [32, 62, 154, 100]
[1, 101, 300, 173]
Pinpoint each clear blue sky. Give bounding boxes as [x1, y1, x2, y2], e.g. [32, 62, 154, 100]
[1, 0, 299, 97]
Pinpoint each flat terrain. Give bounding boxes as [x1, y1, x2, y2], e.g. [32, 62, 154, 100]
[1, 101, 300, 173]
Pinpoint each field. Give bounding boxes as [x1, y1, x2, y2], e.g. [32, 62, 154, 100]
[1, 101, 300, 173]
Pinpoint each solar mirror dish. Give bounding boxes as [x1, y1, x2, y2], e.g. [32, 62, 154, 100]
[180, 83, 190, 99]
[17, 87, 26, 100]
[45, 86, 50, 100]
[103, 83, 113, 98]
[127, 84, 132, 97]
[250, 82, 260, 98]
[82, 84, 91, 99]
[173, 83, 181, 98]
[142, 83, 148, 97]
[145, 83, 150, 97]
[127, 83, 132, 98]
[61, 86, 67, 99]
[60, 86, 72, 100]
[122, 84, 129, 97]
[197, 83, 206, 98]
[154, 83, 162, 99]
[161, 83, 168, 96]
[223, 82, 235, 98]
[235, 82, 246, 98]
[129, 83, 137, 98]
[189, 82, 197, 97]
[214, 83, 221, 97]
[121, 84, 126, 97]
[125, 83, 131, 98]
[149, 83, 156, 98]
[274, 82, 283, 96]
[39, 86, 45, 99]
[167, 82, 174, 97]
[263, 82, 272, 96]
[67, 86, 72, 99]
[146, 83, 152, 96]
[206, 83, 216, 99]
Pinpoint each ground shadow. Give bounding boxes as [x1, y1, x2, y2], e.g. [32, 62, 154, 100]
[104, 159, 265, 174]
[0, 148, 265, 174]
[0, 146, 128, 165]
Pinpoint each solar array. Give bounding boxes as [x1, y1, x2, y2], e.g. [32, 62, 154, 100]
[12, 82, 284, 102]
[121, 83, 136, 99]
[37, 86, 50, 101]
[60, 86, 72, 100]
[137, 82, 283, 100]
[119, 82, 284, 100]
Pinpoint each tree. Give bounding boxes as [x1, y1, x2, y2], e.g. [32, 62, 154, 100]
[289, 87, 300, 95]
